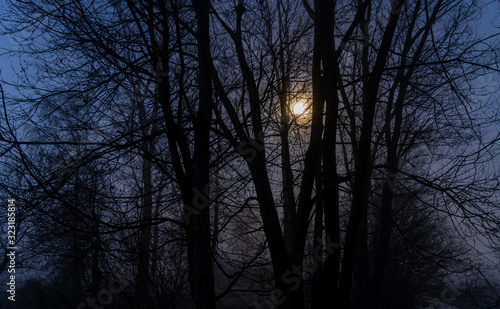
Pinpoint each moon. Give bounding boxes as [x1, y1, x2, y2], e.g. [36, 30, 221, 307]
[291, 100, 309, 116]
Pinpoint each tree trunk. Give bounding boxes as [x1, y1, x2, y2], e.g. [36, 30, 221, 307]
[320, 0, 341, 307]
[188, 0, 216, 308]
[312, 164, 325, 309]
[337, 2, 405, 308]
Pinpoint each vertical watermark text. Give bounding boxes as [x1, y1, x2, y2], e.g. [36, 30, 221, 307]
[6, 198, 17, 302]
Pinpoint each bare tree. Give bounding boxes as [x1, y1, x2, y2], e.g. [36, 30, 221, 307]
[0, 1, 499, 309]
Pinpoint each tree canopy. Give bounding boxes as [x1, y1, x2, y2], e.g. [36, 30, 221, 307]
[1, 0, 500, 308]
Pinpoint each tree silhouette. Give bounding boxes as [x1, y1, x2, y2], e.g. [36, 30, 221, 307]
[0, 1, 499, 308]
